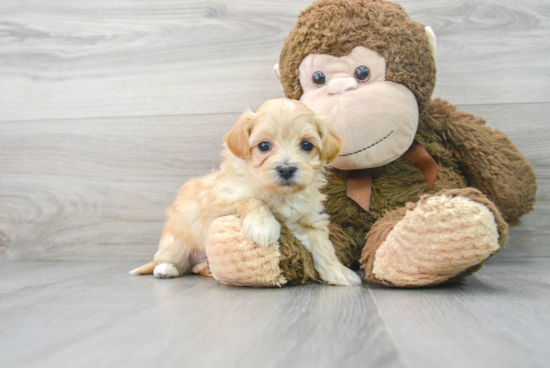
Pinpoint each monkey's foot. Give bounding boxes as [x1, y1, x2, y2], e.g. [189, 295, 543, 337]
[361, 188, 508, 287]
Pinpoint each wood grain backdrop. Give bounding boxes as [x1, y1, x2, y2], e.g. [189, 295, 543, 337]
[1, 0, 549, 261]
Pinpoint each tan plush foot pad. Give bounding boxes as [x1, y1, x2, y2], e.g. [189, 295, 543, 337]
[372, 195, 500, 287]
[205, 215, 287, 287]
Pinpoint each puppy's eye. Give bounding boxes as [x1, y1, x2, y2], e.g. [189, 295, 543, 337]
[258, 142, 271, 152]
[312, 71, 326, 87]
[354, 66, 370, 82]
[301, 141, 314, 151]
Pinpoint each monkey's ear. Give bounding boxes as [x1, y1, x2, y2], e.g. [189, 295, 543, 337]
[425, 26, 437, 65]
[224, 109, 255, 159]
[273, 63, 281, 82]
[313, 115, 344, 163]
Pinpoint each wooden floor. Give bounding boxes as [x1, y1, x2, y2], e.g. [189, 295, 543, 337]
[1, 0, 550, 367]
[1, 250, 549, 368]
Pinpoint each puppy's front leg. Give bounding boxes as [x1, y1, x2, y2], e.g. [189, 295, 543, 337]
[290, 218, 362, 286]
[233, 198, 280, 248]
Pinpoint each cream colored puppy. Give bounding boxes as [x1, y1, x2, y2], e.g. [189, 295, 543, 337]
[131, 98, 361, 286]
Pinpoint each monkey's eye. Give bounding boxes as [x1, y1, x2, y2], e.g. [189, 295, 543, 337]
[354, 66, 370, 82]
[312, 71, 326, 87]
[258, 142, 271, 152]
[301, 141, 314, 151]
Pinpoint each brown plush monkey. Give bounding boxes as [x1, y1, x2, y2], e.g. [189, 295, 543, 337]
[205, 0, 537, 287]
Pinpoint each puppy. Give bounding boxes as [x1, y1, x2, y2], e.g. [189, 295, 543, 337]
[130, 98, 361, 286]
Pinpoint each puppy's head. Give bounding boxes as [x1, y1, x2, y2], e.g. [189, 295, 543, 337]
[224, 98, 344, 194]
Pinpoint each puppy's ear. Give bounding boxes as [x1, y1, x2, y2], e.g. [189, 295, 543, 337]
[321, 125, 344, 163]
[314, 116, 344, 163]
[224, 109, 255, 159]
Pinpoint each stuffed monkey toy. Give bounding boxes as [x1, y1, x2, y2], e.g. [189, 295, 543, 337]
[204, 0, 537, 287]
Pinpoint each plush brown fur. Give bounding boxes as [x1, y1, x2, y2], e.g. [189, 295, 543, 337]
[271, 0, 536, 287]
[277, 223, 356, 284]
[302, 97, 535, 274]
[277, 223, 320, 284]
[278, 97, 535, 285]
[205, 0, 536, 287]
[279, 0, 436, 112]
[423, 99, 537, 226]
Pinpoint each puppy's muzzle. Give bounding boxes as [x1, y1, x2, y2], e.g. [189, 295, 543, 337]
[276, 164, 297, 180]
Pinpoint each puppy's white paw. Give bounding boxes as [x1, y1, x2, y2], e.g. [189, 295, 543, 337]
[153, 263, 180, 279]
[318, 264, 362, 286]
[243, 214, 281, 248]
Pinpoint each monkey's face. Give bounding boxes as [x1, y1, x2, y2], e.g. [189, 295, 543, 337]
[297, 46, 419, 170]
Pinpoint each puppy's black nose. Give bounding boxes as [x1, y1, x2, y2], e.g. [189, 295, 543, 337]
[277, 165, 297, 180]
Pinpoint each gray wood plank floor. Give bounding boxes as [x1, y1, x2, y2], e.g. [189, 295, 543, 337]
[1, 0, 549, 367]
[0, 255, 549, 368]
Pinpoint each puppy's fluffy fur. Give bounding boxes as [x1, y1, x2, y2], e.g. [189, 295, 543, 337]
[131, 98, 361, 286]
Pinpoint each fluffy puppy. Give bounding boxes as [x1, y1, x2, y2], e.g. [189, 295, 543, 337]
[130, 98, 361, 286]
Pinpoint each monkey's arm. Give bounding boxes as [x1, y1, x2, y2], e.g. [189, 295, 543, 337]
[422, 98, 536, 225]
[205, 216, 356, 286]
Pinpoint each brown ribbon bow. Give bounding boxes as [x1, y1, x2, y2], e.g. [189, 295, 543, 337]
[346, 140, 439, 212]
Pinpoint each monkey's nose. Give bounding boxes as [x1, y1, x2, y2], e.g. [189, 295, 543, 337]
[276, 165, 297, 180]
[327, 77, 358, 94]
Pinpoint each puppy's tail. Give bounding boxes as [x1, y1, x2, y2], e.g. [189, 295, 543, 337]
[129, 261, 159, 275]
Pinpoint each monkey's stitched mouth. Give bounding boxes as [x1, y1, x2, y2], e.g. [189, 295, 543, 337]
[339, 131, 394, 157]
